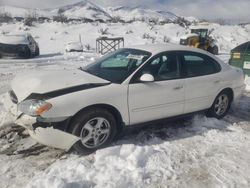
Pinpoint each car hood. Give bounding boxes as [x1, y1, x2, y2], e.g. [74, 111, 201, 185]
[11, 69, 110, 102]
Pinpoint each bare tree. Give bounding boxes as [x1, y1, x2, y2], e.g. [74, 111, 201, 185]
[98, 28, 109, 35]
[53, 13, 68, 23]
[24, 11, 38, 26]
[0, 12, 13, 23]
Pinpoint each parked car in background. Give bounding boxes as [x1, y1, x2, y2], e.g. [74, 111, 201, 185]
[8, 44, 245, 154]
[229, 41, 250, 77]
[65, 42, 83, 52]
[0, 33, 39, 59]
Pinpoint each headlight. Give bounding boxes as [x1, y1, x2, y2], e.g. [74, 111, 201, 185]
[18, 99, 52, 116]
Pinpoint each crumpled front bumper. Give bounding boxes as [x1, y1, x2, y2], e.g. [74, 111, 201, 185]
[15, 114, 80, 151]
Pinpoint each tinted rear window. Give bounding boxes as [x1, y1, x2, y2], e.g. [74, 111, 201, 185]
[182, 52, 221, 77]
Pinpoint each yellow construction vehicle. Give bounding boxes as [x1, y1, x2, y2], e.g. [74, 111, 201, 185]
[180, 28, 219, 55]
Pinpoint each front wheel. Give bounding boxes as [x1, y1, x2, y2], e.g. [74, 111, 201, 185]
[207, 91, 232, 119]
[69, 108, 117, 155]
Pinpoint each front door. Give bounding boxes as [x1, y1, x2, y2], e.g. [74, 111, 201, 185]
[128, 52, 185, 125]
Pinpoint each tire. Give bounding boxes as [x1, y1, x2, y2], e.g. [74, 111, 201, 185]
[207, 90, 232, 119]
[208, 46, 218, 55]
[212, 46, 219, 55]
[69, 108, 117, 155]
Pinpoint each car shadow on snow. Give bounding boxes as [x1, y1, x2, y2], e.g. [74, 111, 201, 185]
[116, 114, 232, 147]
[34, 53, 62, 59]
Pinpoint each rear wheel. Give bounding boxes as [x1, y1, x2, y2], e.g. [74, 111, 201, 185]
[208, 46, 219, 55]
[69, 108, 117, 155]
[207, 91, 232, 119]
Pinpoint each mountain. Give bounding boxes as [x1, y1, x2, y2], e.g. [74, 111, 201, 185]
[52, 0, 112, 21]
[0, 1, 194, 24]
[106, 6, 180, 22]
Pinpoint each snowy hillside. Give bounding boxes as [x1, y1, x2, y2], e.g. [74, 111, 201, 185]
[106, 6, 180, 22]
[52, 0, 112, 21]
[0, 5, 53, 18]
[0, 1, 190, 23]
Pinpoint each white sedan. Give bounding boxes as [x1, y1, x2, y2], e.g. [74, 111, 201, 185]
[8, 44, 245, 154]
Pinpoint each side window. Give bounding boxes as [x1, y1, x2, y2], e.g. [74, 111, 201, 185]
[183, 53, 220, 77]
[137, 53, 180, 81]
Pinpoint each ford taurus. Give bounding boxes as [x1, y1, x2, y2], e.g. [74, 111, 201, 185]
[8, 44, 245, 154]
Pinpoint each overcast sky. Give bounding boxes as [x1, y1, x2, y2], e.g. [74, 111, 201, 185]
[1, 0, 250, 22]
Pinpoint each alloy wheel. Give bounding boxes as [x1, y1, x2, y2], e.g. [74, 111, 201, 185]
[80, 117, 111, 149]
[214, 94, 229, 116]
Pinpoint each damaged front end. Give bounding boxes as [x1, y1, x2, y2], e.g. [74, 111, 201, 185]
[8, 90, 80, 151]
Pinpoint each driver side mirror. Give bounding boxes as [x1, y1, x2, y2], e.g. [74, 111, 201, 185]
[140, 73, 154, 82]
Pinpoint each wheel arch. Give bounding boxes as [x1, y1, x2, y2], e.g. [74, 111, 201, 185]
[66, 103, 124, 133]
[220, 88, 234, 101]
[214, 87, 234, 105]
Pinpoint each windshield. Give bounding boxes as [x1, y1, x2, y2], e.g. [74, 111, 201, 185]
[191, 29, 208, 38]
[83, 48, 151, 83]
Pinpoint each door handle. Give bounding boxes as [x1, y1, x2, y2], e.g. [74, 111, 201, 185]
[173, 86, 183, 90]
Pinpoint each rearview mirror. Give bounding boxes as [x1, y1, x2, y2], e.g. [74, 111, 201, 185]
[140, 73, 154, 82]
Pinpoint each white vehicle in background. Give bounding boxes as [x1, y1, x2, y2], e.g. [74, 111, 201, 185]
[8, 44, 245, 154]
[65, 35, 83, 52]
[0, 33, 39, 58]
[65, 41, 83, 52]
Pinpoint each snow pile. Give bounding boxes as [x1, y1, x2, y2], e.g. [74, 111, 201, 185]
[26, 116, 250, 188]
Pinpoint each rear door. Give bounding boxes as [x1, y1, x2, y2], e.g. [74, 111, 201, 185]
[178, 51, 222, 113]
[128, 52, 185, 124]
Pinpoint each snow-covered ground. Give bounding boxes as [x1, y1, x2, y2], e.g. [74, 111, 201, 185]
[0, 21, 250, 188]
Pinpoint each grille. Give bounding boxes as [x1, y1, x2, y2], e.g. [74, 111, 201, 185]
[9, 90, 18, 104]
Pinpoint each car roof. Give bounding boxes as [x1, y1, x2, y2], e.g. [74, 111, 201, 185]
[0, 33, 30, 45]
[125, 43, 230, 71]
[127, 43, 209, 55]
